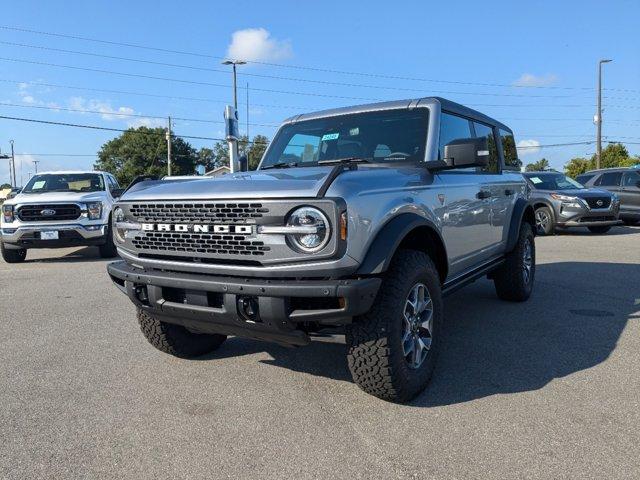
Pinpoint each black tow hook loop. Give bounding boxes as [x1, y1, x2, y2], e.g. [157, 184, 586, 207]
[237, 295, 261, 323]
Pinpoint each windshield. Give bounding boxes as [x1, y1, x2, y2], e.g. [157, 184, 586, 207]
[22, 173, 105, 193]
[260, 108, 429, 168]
[525, 173, 584, 190]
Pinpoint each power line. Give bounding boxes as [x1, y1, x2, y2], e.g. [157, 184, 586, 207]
[0, 40, 584, 99]
[0, 101, 280, 127]
[0, 24, 606, 92]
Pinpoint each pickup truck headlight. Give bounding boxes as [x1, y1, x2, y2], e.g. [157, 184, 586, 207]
[286, 206, 330, 253]
[86, 202, 103, 220]
[2, 204, 14, 223]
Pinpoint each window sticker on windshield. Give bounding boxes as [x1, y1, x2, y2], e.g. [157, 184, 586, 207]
[530, 177, 542, 184]
[321, 133, 339, 141]
[349, 128, 359, 136]
[32, 181, 46, 189]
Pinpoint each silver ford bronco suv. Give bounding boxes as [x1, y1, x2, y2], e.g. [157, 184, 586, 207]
[107, 97, 536, 402]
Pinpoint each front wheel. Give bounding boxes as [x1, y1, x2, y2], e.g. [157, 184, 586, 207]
[493, 222, 535, 302]
[98, 219, 118, 258]
[534, 206, 554, 235]
[346, 250, 443, 403]
[1, 242, 26, 263]
[587, 225, 612, 234]
[137, 309, 227, 358]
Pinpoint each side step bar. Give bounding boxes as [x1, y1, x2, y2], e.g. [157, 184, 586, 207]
[442, 256, 505, 297]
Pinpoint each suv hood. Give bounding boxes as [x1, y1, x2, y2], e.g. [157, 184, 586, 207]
[554, 188, 612, 198]
[122, 167, 336, 201]
[10, 191, 106, 204]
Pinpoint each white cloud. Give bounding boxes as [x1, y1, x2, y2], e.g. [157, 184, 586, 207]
[226, 28, 292, 62]
[517, 139, 541, 156]
[21, 95, 36, 104]
[68, 96, 144, 124]
[126, 117, 165, 129]
[513, 73, 558, 87]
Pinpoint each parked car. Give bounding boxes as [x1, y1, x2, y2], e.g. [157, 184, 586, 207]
[576, 166, 640, 226]
[523, 171, 621, 235]
[107, 97, 537, 403]
[0, 171, 123, 263]
[7, 187, 22, 200]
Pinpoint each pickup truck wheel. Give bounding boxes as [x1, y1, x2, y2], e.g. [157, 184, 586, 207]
[493, 222, 535, 302]
[534, 206, 554, 235]
[137, 309, 227, 358]
[98, 219, 118, 258]
[1, 242, 26, 263]
[346, 250, 443, 403]
[587, 225, 612, 234]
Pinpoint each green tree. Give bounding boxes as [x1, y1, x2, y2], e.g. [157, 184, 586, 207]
[201, 135, 269, 173]
[597, 143, 629, 169]
[564, 157, 591, 178]
[0, 183, 11, 189]
[525, 158, 550, 172]
[248, 135, 269, 170]
[94, 127, 197, 185]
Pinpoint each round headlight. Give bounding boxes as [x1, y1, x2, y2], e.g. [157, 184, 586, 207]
[113, 207, 125, 243]
[286, 207, 330, 253]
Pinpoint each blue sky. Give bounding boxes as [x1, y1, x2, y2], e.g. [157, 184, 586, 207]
[1, 0, 638, 185]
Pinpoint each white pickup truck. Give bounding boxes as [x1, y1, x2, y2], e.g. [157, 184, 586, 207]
[0, 170, 122, 263]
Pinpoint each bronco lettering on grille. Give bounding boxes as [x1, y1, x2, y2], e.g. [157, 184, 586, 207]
[141, 223, 254, 234]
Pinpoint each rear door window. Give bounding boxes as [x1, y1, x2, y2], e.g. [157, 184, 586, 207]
[499, 129, 521, 170]
[595, 172, 623, 186]
[472, 121, 499, 173]
[622, 171, 640, 187]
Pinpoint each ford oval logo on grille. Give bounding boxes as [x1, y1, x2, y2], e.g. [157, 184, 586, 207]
[40, 209, 56, 216]
[596, 200, 603, 207]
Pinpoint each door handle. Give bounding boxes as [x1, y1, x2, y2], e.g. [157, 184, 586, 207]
[505, 189, 515, 196]
[476, 190, 492, 199]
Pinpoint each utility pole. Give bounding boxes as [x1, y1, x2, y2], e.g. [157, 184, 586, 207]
[221, 60, 246, 110]
[246, 82, 250, 142]
[33, 159, 40, 174]
[166, 116, 172, 176]
[10, 140, 16, 187]
[595, 59, 612, 170]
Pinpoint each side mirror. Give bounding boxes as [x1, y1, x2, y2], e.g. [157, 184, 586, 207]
[111, 188, 125, 199]
[238, 155, 248, 172]
[443, 137, 490, 168]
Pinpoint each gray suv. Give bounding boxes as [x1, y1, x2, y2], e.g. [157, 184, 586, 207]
[576, 167, 640, 226]
[107, 97, 536, 402]
[523, 171, 621, 235]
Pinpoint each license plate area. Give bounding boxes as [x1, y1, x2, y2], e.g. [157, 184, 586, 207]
[41, 231, 59, 240]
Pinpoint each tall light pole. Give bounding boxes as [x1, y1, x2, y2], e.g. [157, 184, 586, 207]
[221, 60, 246, 110]
[10, 140, 16, 187]
[0, 150, 10, 187]
[33, 159, 40, 174]
[166, 116, 172, 176]
[595, 59, 612, 170]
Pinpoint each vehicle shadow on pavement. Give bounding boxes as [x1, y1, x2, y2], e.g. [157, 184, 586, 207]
[554, 225, 640, 236]
[22, 247, 111, 263]
[411, 261, 639, 407]
[202, 262, 638, 406]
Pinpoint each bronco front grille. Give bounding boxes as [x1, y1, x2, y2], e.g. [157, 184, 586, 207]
[585, 197, 611, 209]
[131, 232, 271, 256]
[17, 204, 81, 222]
[129, 202, 269, 224]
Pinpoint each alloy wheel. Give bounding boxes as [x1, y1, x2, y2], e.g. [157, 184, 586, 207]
[402, 283, 434, 369]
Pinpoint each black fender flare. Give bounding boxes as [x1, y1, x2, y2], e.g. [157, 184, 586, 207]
[506, 199, 536, 252]
[356, 213, 447, 278]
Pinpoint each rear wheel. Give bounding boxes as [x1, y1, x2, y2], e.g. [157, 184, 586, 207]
[1, 242, 26, 263]
[493, 222, 535, 302]
[137, 309, 227, 358]
[534, 206, 554, 235]
[346, 250, 443, 403]
[587, 225, 612, 234]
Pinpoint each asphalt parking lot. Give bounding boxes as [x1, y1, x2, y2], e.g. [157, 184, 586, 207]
[1, 226, 639, 480]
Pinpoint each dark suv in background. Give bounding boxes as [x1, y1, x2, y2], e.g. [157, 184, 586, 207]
[524, 171, 621, 235]
[576, 167, 640, 226]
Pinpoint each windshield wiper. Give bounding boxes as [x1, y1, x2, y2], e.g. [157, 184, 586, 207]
[261, 161, 298, 170]
[318, 157, 373, 166]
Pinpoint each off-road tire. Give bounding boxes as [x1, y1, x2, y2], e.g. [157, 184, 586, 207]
[345, 250, 443, 403]
[98, 218, 118, 258]
[137, 309, 227, 358]
[587, 225, 612, 234]
[1, 242, 26, 263]
[493, 222, 535, 302]
[534, 206, 554, 235]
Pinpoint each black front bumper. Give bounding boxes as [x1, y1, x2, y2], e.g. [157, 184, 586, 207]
[107, 261, 381, 346]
